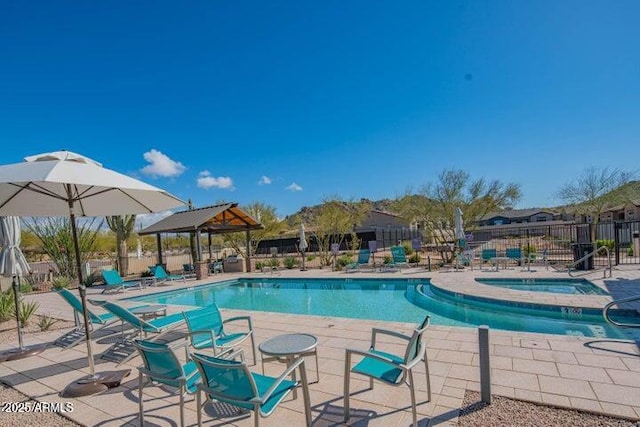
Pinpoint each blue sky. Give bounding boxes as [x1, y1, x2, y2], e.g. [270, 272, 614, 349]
[1, 1, 639, 218]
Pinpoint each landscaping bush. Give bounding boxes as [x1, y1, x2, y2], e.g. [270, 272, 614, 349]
[628, 246, 634, 256]
[19, 300, 39, 326]
[383, 255, 392, 265]
[596, 239, 615, 251]
[306, 255, 315, 262]
[255, 261, 264, 271]
[19, 282, 33, 294]
[524, 244, 536, 257]
[38, 314, 58, 331]
[268, 258, 280, 268]
[0, 291, 15, 322]
[283, 256, 298, 269]
[402, 242, 414, 256]
[409, 253, 420, 264]
[52, 275, 71, 290]
[336, 255, 353, 270]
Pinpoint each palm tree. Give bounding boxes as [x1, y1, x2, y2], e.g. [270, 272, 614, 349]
[106, 215, 136, 276]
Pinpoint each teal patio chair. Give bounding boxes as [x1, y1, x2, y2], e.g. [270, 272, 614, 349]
[89, 299, 189, 341]
[345, 249, 371, 273]
[480, 248, 497, 271]
[192, 351, 312, 427]
[344, 315, 432, 427]
[384, 246, 408, 271]
[505, 247, 523, 266]
[133, 339, 201, 427]
[149, 264, 185, 286]
[183, 304, 257, 365]
[54, 288, 119, 348]
[100, 269, 143, 294]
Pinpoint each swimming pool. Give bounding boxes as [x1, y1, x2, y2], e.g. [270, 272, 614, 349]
[476, 278, 609, 295]
[125, 278, 639, 340]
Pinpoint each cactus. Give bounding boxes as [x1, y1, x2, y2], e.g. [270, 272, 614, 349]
[106, 215, 136, 276]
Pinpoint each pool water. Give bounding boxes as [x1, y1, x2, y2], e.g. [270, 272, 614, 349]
[125, 278, 639, 340]
[476, 278, 609, 295]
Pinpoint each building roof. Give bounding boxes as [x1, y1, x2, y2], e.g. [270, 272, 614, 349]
[139, 202, 263, 235]
[478, 208, 558, 221]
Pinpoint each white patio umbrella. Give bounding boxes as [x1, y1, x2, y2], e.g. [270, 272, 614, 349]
[0, 150, 185, 396]
[0, 216, 47, 361]
[454, 207, 466, 248]
[299, 223, 308, 271]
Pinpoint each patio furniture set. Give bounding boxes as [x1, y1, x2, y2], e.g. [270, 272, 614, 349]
[55, 288, 432, 426]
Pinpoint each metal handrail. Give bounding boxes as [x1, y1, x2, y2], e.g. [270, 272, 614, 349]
[568, 245, 612, 278]
[603, 295, 640, 328]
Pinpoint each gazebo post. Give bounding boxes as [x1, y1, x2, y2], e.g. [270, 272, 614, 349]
[245, 229, 252, 272]
[208, 232, 212, 260]
[155, 233, 163, 267]
[195, 228, 202, 261]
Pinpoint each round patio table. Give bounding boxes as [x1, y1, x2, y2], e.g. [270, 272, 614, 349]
[130, 304, 167, 320]
[259, 333, 319, 397]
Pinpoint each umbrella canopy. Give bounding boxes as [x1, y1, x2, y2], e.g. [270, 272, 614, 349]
[0, 150, 185, 391]
[299, 223, 308, 252]
[454, 207, 466, 248]
[0, 216, 30, 277]
[0, 216, 31, 353]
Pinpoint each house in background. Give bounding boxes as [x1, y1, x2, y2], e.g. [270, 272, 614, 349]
[599, 200, 640, 222]
[476, 208, 566, 227]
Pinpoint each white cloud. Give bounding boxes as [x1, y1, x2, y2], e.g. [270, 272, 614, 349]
[197, 170, 234, 190]
[140, 149, 186, 178]
[135, 210, 176, 229]
[286, 182, 303, 192]
[258, 175, 272, 185]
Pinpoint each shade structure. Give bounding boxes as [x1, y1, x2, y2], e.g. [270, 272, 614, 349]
[454, 207, 466, 248]
[0, 216, 47, 361]
[0, 150, 185, 395]
[299, 223, 308, 271]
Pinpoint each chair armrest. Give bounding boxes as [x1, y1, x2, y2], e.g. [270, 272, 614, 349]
[345, 347, 401, 369]
[371, 328, 411, 348]
[223, 315, 253, 331]
[259, 357, 306, 404]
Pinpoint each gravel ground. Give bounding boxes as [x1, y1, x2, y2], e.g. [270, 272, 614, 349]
[458, 390, 638, 427]
[0, 382, 82, 427]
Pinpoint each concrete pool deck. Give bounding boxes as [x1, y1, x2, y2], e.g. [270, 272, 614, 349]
[1, 265, 639, 425]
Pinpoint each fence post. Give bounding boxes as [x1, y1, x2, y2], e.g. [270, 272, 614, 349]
[479, 326, 491, 404]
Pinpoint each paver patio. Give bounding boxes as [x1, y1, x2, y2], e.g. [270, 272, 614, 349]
[0, 266, 638, 425]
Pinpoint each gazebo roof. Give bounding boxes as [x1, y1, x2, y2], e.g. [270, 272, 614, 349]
[139, 202, 263, 235]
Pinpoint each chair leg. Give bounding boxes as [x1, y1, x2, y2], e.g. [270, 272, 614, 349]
[424, 352, 432, 402]
[299, 360, 312, 426]
[343, 353, 351, 422]
[138, 371, 145, 426]
[250, 332, 257, 366]
[179, 384, 185, 427]
[196, 390, 202, 427]
[254, 408, 260, 427]
[408, 370, 417, 427]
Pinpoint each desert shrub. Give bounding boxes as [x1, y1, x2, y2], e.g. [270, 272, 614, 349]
[19, 282, 33, 294]
[596, 239, 615, 251]
[83, 271, 103, 287]
[283, 256, 298, 269]
[255, 261, 264, 271]
[38, 314, 58, 331]
[141, 270, 154, 277]
[19, 300, 39, 326]
[306, 255, 315, 262]
[409, 253, 420, 264]
[401, 242, 414, 256]
[52, 275, 71, 290]
[383, 255, 392, 265]
[0, 291, 15, 322]
[524, 244, 536, 257]
[336, 255, 353, 270]
[268, 258, 280, 268]
[628, 246, 634, 256]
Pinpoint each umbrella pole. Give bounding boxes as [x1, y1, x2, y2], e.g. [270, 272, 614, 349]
[68, 207, 96, 377]
[12, 276, 24, 351]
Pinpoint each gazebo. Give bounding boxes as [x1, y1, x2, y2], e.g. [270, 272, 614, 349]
[138, 202, 263, 275]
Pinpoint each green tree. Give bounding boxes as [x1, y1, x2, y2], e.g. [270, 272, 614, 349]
[393, 169, 521, 263]
[557, 167, 635, 239]
[311, 198, 368, 266]
[25, 217, 103, 279]
[222, 202, 285, 260]
[106, 215, 136, 276]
